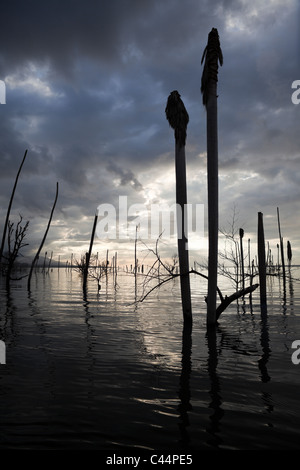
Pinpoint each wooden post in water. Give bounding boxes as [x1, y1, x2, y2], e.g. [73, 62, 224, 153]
[287, 240, 292, 269]
[201, 28, 223, 326]
[239, 228, 245, 291]
[47, 251, 53, 274]
[248, 238, 251, 275]
[165, 90, 192, 326]
[257, 212, 267, 312]
[42, 251, 47, 273]
[134, 225, 138, 274]
[277, 207, 286, 294]
[83, 214, 98, 292]
[106, 249, 109, 276]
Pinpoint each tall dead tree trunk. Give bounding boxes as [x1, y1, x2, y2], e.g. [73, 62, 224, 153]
[201, 28, 223, 325]
[165, 90, 192, 326]
[239, 228, 245, 291]
[277, 207, 286, 292]
[0, 150, 28, 267]
[27, 182, 59, 291]
[287, 240, 292, 269]
[257, 212, 267, 313]
[83, 213, 98, 292]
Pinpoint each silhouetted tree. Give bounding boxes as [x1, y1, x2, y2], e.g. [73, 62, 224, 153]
[165, 90, 192, 326]
[0, 150, 28, 267]
[83, 213, 98, 293]
[5, 215, 29, 289]
[201, 28, 223, 325]
[27, 182, 59, 291]
[287, 240, 292, 267]
[257, 212, 267, 313]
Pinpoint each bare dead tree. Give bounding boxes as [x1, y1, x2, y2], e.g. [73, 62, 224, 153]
[27, 182, 59, 291]
[88, 260, 108, 292]
[5, 215, 29, 289]
[83, 213, 98, 292]
[0, 150, 28, 267]
[73, 254, 109, 292]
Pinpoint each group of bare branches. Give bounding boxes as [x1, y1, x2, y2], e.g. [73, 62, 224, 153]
[73, 253, 110, 292]
[133, 199, 295, 321]
[0, 150, 59, 291]
[1, 215, 29, 288]
[134, 232, 258, 321]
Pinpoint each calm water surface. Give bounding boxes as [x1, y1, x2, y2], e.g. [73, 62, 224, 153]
[1, 268, 300, 451]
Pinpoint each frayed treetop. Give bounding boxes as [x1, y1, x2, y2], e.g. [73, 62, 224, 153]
[165, 90, 189, 147]
[201, 28, 223, 106]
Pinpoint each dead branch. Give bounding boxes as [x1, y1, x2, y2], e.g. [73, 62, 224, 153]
[27, 182, 59, 291]
[216, 284, 259, 320]
[135, 235, 258, 320]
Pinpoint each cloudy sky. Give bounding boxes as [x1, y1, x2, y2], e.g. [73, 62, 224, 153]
[0, 0, 299, 267]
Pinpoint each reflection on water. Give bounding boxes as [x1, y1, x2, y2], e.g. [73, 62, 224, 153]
[177, 324, 192, 447]
[258, 316, 271, 383]
[206, 327, 224, 448]
[1, 268, 300, 450]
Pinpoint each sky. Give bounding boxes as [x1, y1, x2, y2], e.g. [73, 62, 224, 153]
[0, 0, 299, 269]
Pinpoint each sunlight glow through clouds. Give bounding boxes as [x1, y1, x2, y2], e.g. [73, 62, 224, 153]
[5, 62, 63, 99]
[222, 0, 297, 34]
[141, 171, 175, 207]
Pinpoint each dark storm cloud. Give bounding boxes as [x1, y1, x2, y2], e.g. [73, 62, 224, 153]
[0, 0, 151, 75]
[0, 0, 299, 262]
[0, 0, 212, 66]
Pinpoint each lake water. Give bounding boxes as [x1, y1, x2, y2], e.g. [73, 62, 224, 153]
[1, 267, 300, 453]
